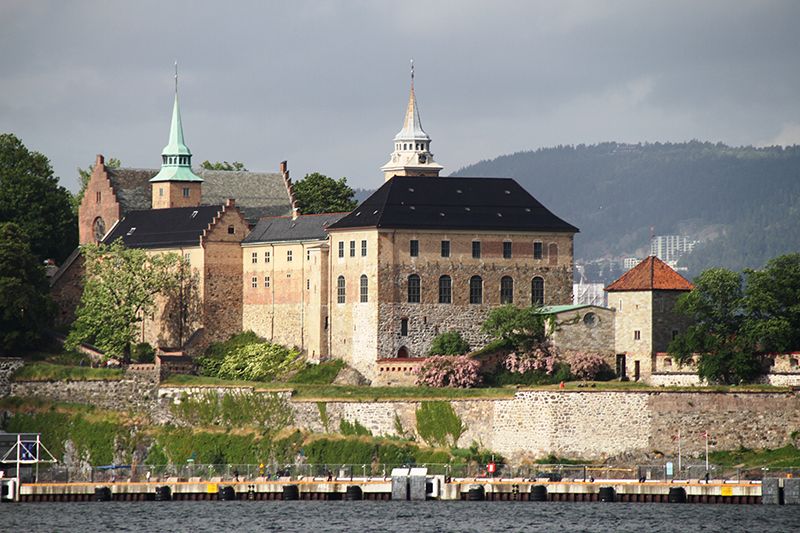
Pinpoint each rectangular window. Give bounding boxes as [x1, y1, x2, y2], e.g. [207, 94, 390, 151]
[227, 225, 235, 235]
[634, 330, 641, 341]
[439, 276, 452, 304]
[184, 252, 191, 264]
[338, 241, 345, 258]
[159, 188, 164, 197]
[400, 318, 408, 336]
[503, 241, 512, 259]
[287, 250, 293, 262]
[337, 276, 346, 304]
[350, 240, 356, 257]
[472, 241, 481, 259]
[441, 240, 450, 258]
[264, 276, 270, 288]
[265, 251, 270, 263]
[361, 240, 367, 257]
[307, 279, 311, 290]
[96, 191, 101, 203]
[410, 240, 419, 257]
[360, 276, 368, 303]
[251, 252, 257, 264]
[251, 276, 258, 288]
[183, 187, 190, 198]
[533, 242, 543, 259]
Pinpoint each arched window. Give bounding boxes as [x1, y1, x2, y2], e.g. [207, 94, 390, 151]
[438, 275, 452, 304]
[548, 243, 558, 265]
[469, 276, 483, 304]
[531, 277, 544, 306]
[337, 276, 346, 304]
[500, 276, 514, 304]
[407, 274, 421, 303]
[360, 274, 368, 303]
[93, 217, 106, 243]
[397, 346, 409, 358]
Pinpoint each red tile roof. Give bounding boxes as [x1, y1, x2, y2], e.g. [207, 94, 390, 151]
[606, 256, 694, 292]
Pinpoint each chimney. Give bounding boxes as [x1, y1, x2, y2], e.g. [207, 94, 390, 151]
[226, 198, 236, 207]
[280, 160, 288, 175]
[96, 154, 105, 167]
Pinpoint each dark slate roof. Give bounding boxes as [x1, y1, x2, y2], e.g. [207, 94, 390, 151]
[243, 212, 348, 244]
[102, 205, 222, 248]
[327, 176, 579, 233]
[107, 168, 292, 222]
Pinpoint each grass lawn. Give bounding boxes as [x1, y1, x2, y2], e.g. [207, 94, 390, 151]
[710, 445, 800, 469]
[12, 362, 124, 382]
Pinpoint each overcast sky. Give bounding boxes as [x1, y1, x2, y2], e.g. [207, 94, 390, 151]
[2, 0, 799, 192]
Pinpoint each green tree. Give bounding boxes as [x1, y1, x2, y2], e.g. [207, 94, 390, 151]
[73, 157, 121, 214]
[0, 133, 76, 262]
[743, 253, 800, 352]
[67, 240, 188, 360]
[481, 305, 546, 351]
[668, 268, 761, 384]
[292, 172, 357, 214]
[200, 160, 247, 171]
[0, 222, 53, 354]
[428, 330, 470, 355]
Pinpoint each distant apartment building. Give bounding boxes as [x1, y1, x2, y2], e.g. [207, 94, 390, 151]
[622, 257, 641, 270]
[649, 235, 696, 264]
[573, 282, 607, 307]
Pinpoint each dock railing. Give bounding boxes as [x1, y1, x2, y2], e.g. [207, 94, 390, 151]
[27, 462, 799, 484]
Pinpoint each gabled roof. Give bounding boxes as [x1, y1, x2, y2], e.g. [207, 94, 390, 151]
[243, 212, 348, 244]
[107, 168, 292, 222]
[102, 205, 223, 249]
[327, 176, 579, 233]
[605, 256, 694, 292]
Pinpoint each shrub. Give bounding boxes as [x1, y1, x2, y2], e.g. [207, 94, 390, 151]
[217, 342, 302, 382]
[428, 331, 470, 356]
[481, 305, 546, 350]
[415, 401, 466, 447]
[567, 352, 611, 381]
[339, 419, 372, 437]
[132, 342, 155, 363]
[503, 341, 560, 375]
[289, 360, 344, 384]
[484, 364, 571, 387]
[416, 356, 482, 388]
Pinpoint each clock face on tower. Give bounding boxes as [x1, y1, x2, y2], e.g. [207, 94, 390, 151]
[93, 217, 106, 243]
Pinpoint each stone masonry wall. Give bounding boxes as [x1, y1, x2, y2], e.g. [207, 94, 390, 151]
[9, 373, 159, 412]
[0, 358, 24, 396]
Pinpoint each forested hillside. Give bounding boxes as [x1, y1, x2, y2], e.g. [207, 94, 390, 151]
[452, 142, 800, 277]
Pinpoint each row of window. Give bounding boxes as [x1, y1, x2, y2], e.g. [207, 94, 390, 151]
[337, 275, 369, 303]
[410, 239, 556, 260]
[162, 155, 190, 165]
[338, 240, 368, 258]
[251, 249, 314, 264]
[396, 142, 429, 151]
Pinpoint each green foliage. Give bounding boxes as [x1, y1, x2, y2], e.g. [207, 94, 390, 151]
[216, 342, 302, 382]
[708, 444, 800, 469]
[393, 413, 406, 438]
[317, 402, 330, 432]
[292, 172, 357, 214]
[74, 157, 120, 214]
[169, 391, 293, 438]
[428, 330, 470, 356]
[0, 222, 54, 354]
[197, 331, 262, 377]
[484, 363, 571, 387]
[144, 442, 168, 466]
[289, 360, 344, 384]
[743, 253, 800, 352]
[200, 160, 247, 171]
[153, 426, 272, 465]
[12, 362, 123, 381]
[0, 133, 77, 263]
[415, 401, 466, 448]
[481, 305, 546, 351]
[303, 437, 375, 465]
[132, 342, 155, 363]
[339, 419, 372, 437]
[67, 240, 193, 360]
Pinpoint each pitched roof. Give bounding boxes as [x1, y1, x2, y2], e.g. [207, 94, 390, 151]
[327, 176, 578, 233]
[605, 256, 694, 292]
[102, 205, 223, 249]
[243, 212, 348, 244]
[106, 168, 292, 222]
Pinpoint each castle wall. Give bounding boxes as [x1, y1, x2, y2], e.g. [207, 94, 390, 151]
[611, 290, 653, 380]
[548, 306, 616, 359]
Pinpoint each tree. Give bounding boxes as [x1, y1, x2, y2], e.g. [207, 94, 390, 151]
[200, 160, 247, 171]
[428, 330, 470, 356]
[743, 253, 800, 352]
[0, 222, 53, 354]
[668, 268, 761, 384]
[73, 157, 120, 214]
[481, 305, 547, 351]
[66, 240, 189, 360]
[0, 133, 76, 262]
[292, 172, 357, 214]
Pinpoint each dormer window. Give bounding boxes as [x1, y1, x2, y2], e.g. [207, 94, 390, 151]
[127, 227, 136, 236]
[191, 210, 198, 218]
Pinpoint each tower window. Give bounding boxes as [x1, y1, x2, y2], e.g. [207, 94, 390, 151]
[183, 187, 190, 198]
[400, 318, 408, 336]
[159, 188, 164, 197]
[287, 250, 293, 262]
[531, 277, 544, 306]
[410, 239, 419, 257]
[438, 275, 452, 304]
[265, 251, 270, 263]
[96, 191, 101, 203]
[350, 240, 356, 257]
[227, 225, 235, 234]
[338, 241, 345, 258]
[472, 241, 481, 259]
[361, 240, 367, 256]
[251, 276, 258, 288]
[533, 242, 543, 259]
[251, 252, 258, 264]
[501, 276, 514, 304]
[360, 274, 368, 303]
[265, 276, 270, 288]
[503, 241, 512, 259]
[469, 276, 483, 304]
[407, 274, 421, 303]
[337, 276, 346, 304]
[634, 330, 641, 341]
[441, 240, 450, 258]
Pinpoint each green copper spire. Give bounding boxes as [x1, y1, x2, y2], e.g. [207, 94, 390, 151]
[150, 64, 203, 183]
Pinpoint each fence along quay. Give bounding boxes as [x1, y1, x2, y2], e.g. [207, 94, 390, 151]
[7, 462, 799, 504]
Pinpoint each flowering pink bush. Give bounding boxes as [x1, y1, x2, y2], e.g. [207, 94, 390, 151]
[416, 355, 482, 388]
[503, 342, 560, 375]
[567, 352, 609, 380]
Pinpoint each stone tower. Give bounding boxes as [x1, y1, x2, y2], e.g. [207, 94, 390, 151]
[150, 70, 203, 209]
[380, 61, 443, 181]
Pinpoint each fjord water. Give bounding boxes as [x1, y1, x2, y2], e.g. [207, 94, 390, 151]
[5, 501, 800, 532]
